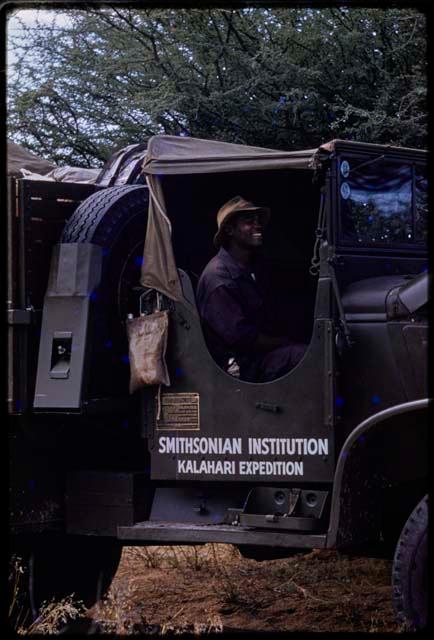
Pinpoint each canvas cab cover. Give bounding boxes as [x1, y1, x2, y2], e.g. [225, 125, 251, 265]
[139, 135, 333, 302]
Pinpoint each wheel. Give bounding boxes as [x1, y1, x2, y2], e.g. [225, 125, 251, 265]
[13, 534, 122, 620]
[61, 185, 149, 399]
[392, 495, 428, 630]
[62, 184, 148, 319]
[62, 184, 147, 246]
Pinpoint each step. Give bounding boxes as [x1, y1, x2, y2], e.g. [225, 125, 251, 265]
[117, 520, 327, 548]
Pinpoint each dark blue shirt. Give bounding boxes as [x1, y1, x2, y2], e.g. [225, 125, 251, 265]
[196, 247, 270, 373]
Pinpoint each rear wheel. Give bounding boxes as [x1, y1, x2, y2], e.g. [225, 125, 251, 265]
[12, 534, 122, 621]
[392, 495, 427, 630]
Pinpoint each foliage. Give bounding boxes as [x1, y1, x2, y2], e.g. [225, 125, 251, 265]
[9, 555, 85, 634]
[7, 6, 427, 166]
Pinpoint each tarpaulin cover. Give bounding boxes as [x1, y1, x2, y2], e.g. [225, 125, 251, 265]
[21, 165, 100, 184]
[139, 135, 333, 302]
[96, 142, 148, 186]
[7, 140, 100, 183]
[7, 140, 56, 176]
[141, 135, 321, 175]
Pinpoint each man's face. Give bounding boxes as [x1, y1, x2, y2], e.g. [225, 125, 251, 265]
[226, 212, 265, 249]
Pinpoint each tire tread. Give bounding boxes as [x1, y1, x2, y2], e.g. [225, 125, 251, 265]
[62, 185, 147, 246]
[392, 495, 428, 629]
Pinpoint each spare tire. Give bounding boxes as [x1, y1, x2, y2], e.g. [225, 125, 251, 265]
[61, 185, 149, 400]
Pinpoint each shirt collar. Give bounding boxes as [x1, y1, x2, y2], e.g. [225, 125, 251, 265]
[217, 247, 255, 280]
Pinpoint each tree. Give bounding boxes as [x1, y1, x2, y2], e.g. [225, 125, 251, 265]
[7, 6, 427, 166]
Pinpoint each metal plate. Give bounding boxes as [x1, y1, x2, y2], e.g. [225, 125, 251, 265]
[156, 392, 200, 431]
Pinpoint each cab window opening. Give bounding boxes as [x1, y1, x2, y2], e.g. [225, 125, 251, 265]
[162, 169, 321, 380]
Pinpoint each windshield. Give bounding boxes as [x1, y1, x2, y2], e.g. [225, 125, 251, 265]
[338, 156, 427, 248]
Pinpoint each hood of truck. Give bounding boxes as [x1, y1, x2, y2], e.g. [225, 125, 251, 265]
[342, 273, 428, 321]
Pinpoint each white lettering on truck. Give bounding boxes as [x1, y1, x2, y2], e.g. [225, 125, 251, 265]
[158, 436, 329, 478]
[159, 437, 242, 455]
[247, 438, 328, 456]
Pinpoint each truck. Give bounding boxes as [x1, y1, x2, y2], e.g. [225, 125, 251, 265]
[7, 135, 428, 629]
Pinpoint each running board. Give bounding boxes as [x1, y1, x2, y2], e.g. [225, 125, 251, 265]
[117, 521, 327, 548]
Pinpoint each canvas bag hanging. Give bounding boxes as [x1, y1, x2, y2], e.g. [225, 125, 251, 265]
[126, 291, 170, 393]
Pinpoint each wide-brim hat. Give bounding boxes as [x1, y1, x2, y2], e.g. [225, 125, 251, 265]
[213, 196, 271, 248]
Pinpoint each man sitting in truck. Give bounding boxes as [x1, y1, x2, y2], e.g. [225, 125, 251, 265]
[196, 196, 307, 382]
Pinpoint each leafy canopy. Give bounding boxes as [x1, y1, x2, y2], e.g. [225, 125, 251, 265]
[7, 7, 427, 166]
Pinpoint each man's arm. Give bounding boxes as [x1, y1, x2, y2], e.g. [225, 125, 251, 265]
[201, 286, 289, 354]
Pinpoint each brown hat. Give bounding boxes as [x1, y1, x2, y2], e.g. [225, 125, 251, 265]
[213, 196, 270, 247]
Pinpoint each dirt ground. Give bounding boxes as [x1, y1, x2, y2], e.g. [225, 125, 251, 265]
[84, 544, 405, 634]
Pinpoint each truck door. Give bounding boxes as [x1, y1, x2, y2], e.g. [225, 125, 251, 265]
[146, 173, 338, 490]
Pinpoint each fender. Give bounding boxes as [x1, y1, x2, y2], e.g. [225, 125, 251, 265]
[326, 398, 428, 549]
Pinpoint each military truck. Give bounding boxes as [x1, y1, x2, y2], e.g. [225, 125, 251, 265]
[8, 136, 428, 629]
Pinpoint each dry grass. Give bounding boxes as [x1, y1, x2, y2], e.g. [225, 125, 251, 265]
[92, 545, 235, 634]
[10, 545, 403, 634]
[123, 543, 234, 572]
[93, 572, 224, 634]
[89, 545, 401, 634]
[9, 555, 86, 634]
